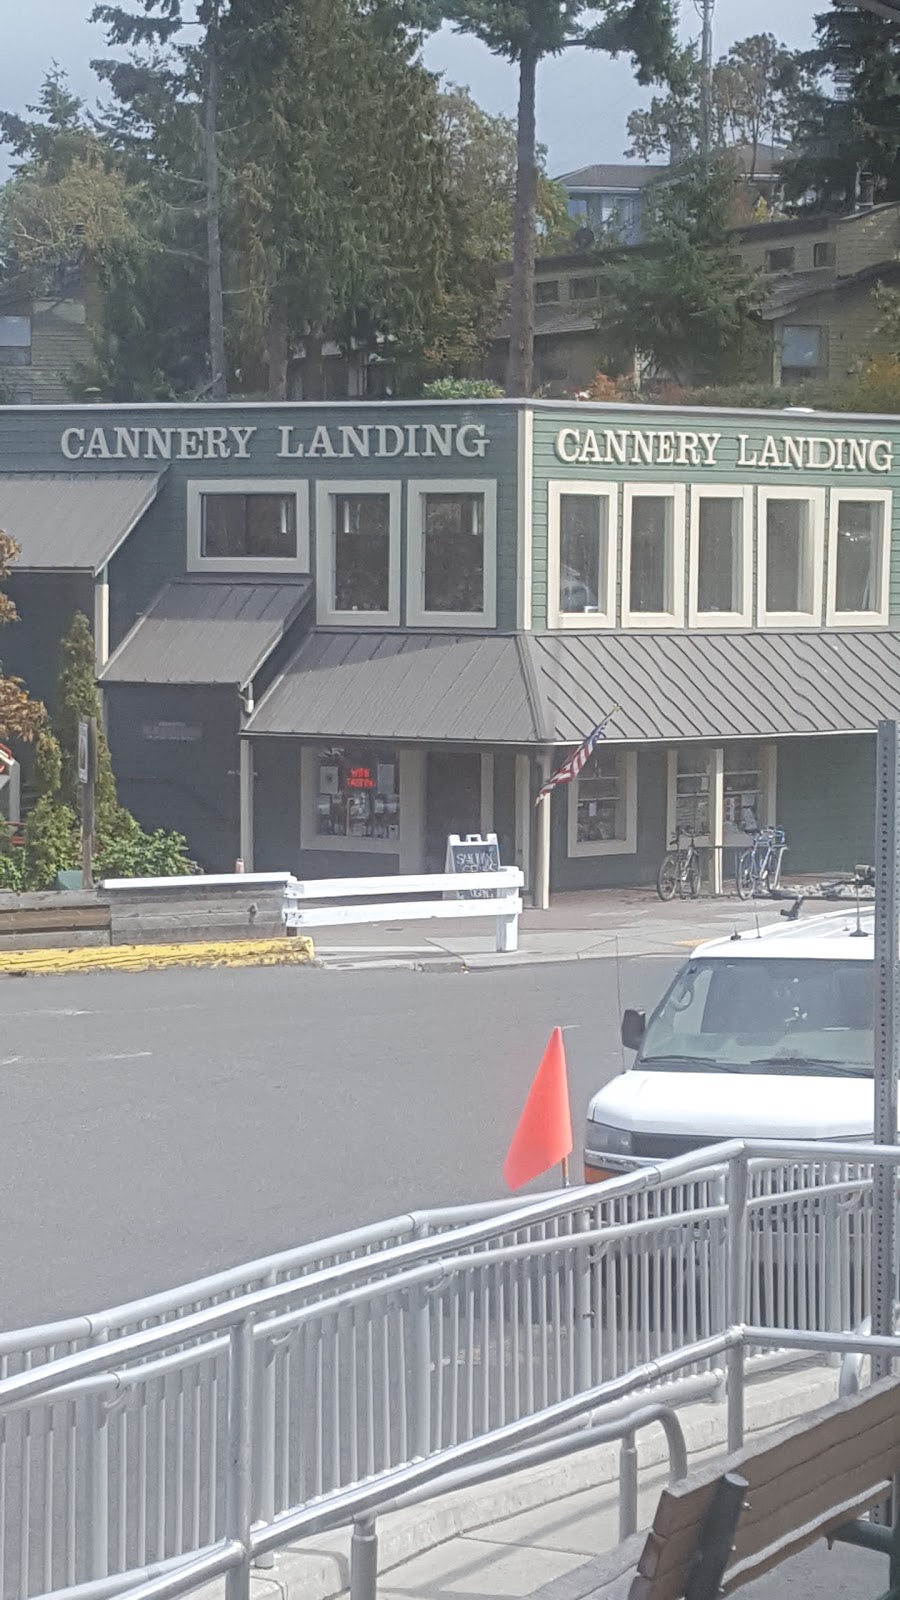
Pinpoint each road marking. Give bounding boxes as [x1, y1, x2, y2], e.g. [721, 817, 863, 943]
[2, 1050, 153, 1066]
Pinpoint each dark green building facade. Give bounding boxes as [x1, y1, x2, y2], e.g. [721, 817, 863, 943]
[0, 398, 896, 894]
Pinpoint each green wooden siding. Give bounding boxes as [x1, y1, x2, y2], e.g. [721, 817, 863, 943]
[775, 734, 875, 873]
[529, 404, 900, 629]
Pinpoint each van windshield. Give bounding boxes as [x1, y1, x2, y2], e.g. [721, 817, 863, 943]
[639, 958, 873, 1076]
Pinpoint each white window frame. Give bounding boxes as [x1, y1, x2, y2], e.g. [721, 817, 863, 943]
[688, 485, 753, 629]
[406, 479, 497, 629]
[757, 486, 826, 628]
[666, 744, 777, 857]
[826, 486, 892, 627]
[547, 480, 617, 629]
[187, 479, 310, 574]
[566, 749, 637, 857]
[315, 479, 402, 627]
[666, 747, 714, 850]
[622, 483, 686, 628]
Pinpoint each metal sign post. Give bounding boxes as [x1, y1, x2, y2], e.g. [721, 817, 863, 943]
[79, 718, 96, 891]
[872, 721, 900, 1394]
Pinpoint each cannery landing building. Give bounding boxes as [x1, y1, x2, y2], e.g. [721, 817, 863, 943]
[0, 398, 898, 893]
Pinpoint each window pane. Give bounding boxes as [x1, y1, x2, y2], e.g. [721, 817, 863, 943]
[630, 496, 670, 613]
[766, 499, 810, 613]
[334, 494, 390, 611]
[423, 493, 484, 613]
[559, 494, 607, 613]
[697, 498, 741, 613]
[315, 747, 399, 840]
[676, 747, 709, 837]
[0, 316, 31, 348]
[724, 741, 762, 837]
[835, 500, 882, 612]
[782, 325, 822, 369]
[202, 494, 295, 559]
[576, 749, 625, 843]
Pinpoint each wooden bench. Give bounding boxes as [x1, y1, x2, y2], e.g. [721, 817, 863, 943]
[542, 1376, 900, 1600]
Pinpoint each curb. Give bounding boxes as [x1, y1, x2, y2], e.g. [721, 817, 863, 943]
[0, 937, 316, 978]
[195, 1363, 837, 1600]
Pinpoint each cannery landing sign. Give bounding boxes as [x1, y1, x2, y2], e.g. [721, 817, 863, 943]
[554, 425, 893, 472]
[59, 421, 491, 462]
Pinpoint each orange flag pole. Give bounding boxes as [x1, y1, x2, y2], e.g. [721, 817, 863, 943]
[503, 1027, 574, 1191]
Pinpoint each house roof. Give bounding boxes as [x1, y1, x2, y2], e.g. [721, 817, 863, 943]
[100, 578, 312, 689]
[0, 473, 160, 572]
[557, 162, 668, 191]
[761, 258, 900, 320]
[246, 628, 900, 746]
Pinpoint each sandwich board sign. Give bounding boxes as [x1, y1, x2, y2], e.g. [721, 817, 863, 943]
[445, 833, 501, 899]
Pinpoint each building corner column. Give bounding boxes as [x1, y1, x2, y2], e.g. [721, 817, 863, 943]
[239, 737, 254, 872]
[534, 750, 552, 911]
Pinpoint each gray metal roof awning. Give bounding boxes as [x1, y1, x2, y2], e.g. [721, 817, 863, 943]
[246, 630, 545, 743]
[247, 627, 900, 746]
[101, 578, 313, 689]
[0, 474, 161, 572]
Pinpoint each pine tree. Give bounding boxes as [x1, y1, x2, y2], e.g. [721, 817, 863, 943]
[436, 0, 676, 396]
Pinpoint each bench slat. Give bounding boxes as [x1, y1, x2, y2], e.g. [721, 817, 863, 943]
[723, 1483, 891, 1593]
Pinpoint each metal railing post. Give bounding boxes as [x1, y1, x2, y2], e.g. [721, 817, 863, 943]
[225, 1316, 255, 1600]
[618, 1432, 638, 1541]
[350, 1516, 378, 1600]
[726, 1155, 748, 1455]
[87, 1328, 110, 1580]
[574, 1208, 593, 1394]
[254, 1272, 277, 1568]
[412, 1226, 432, 1459]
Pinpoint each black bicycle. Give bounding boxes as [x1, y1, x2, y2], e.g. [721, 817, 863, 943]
[656, 829, 701, 901]
[736, 825, 787, 899]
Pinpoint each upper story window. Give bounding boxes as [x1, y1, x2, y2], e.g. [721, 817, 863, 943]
[547, 481, 616, 628]
[757, 487, 825, 627]
[826, 490, 891, 626]
[535, 280, 561, 304]
[781, 324, 825, 381]
[765, 246, 796, 273]
[187, 479, 309, 573]
[622, 484, 686, 628]
[0, 315, 31, 367]
[570, 275, 599, 300]
[315, 480, 401, 625]
[406, 480, 497, 628]
[689, 487, 752, 628]
[813, 241, 835, 268]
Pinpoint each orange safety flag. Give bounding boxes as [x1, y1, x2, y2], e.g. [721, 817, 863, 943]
[503, 1027, 574, 1190]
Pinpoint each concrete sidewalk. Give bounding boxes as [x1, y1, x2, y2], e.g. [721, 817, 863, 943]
[312, 885, 848, 971]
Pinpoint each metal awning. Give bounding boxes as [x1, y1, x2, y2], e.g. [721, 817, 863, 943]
[0, 474, 161, 572]
[100, 578, 313, 689]
[246, 626, 900, 745]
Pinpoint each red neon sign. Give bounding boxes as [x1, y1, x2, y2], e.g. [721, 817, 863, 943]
[347, 767, 375, 789]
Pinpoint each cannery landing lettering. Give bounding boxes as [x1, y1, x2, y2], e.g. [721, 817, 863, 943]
[555, 426, 892, 472]
[60, 420, 490, 462]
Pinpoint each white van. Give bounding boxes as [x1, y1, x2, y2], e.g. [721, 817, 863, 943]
[584, 908, 876, 1183]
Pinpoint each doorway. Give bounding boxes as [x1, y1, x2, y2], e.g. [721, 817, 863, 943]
[425, 752, 482, 872]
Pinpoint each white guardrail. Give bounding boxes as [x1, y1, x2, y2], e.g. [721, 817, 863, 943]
[282, 869, 525, 951]
[0, 1140, 891, 1600]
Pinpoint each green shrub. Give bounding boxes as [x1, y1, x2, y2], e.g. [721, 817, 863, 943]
[95, 809, 194, 879]
[421, 377, 504, 399]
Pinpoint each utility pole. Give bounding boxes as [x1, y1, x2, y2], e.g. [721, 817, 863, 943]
[699, 0, 714, 156]
[78, 718, 97, 891]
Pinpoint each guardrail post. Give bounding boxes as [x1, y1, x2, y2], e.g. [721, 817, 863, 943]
[574, 1209, 593, 1394]
[618, 1432, 638, 1542]
[87, 1329, 110, 1580]
[350, 1517, 378, 1600]
[495, 893, 519, 953]
[254, 1273, 277, 1568]
[726, 1154, 748, 1455]
[225, 1316, 255, 1600]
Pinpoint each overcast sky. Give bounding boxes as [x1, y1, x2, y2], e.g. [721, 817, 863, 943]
[1, 0, 820, 179]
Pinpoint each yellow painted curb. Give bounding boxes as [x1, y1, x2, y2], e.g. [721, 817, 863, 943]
[0, 937, 316, 977]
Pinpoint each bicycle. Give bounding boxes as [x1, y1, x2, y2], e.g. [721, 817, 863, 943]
[656, 829, 701, 901]
[736, 825, 787, 899]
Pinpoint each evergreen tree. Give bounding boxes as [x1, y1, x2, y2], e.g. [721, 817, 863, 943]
[436, 0, 676, 396]
[54, 613, 118, 825]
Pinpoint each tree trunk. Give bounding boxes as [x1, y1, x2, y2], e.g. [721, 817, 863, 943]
[204, 9, 228, 401]
[267, 288, 289, 400]
[507, 45, 538, 398]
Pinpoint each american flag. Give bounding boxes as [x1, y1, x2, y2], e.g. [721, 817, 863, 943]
[536, 708, 619, 803]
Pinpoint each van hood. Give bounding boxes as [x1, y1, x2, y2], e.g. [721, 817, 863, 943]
[587, 1067, 875, 1142]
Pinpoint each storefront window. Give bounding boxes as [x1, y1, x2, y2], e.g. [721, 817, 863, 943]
[765, 498, 811, 613]
[559, 494, 607, 613]
[629, 495, 671, 613]
[315, 747, 399, 840]
[675, 747, 710, 838]
[724, 742, 762, 842]
[333, 494, 391, 611]
[574, 749, 626, 844]
[422, 493, 485, 613]
[201, 493, 296, 559]
[834, 500, 883, 613]
[697, 497, 741, 614]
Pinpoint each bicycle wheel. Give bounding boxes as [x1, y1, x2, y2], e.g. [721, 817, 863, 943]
[736, 849, 755, 899]
[657, 855, 678, 901]
[687, 850, 701, 899]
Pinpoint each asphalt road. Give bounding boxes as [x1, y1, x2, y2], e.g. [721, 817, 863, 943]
[0, 956, 678, 1330]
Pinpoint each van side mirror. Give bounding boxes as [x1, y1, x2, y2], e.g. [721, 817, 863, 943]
[621, 1009, 646, 1052]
